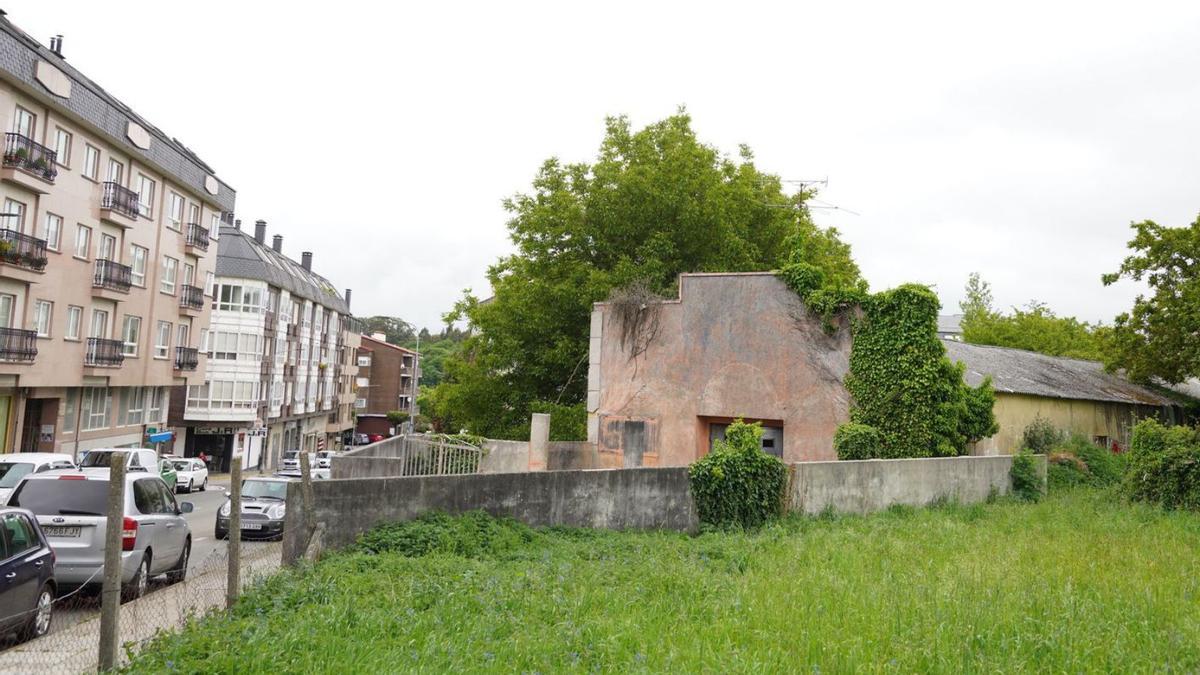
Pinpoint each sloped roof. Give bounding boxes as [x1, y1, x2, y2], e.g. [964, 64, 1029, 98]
[215, 225, 349, 313]
[944, 340, 1177, 406]
[937, 314, 963, 335]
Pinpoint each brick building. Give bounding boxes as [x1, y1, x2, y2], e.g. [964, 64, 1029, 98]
[354, 333, 417, 437]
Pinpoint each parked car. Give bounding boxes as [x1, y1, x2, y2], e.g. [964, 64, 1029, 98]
[280, 450, 301, 472]
[0, 506, 55, 642]
[315, 451, 335, 469]
[215, 477, 292, 540]
[367, 434, 384, 443]
[274, 468, 330, 480]
[8, 469, 194, 601]
[0, 453, 75, 504]
[353, 433, 370, 445]
[169, 458, 209, 493]
[78, 448, 159, 473]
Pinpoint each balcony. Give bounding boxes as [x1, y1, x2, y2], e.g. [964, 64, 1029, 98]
[99, 182, 139, 227]
[0, 229, 48, 283]
[84, 337, 124, 368]
[185, 223, 209, 254]
[179, 284, 205, 316]
[174, 346, 199, 372]
[0, 327, 37, 363]
[1, 133, 56, 192]
[93, 259, 132, 300]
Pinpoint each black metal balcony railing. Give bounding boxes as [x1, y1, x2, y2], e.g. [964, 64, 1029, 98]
[179, 284, 205, 310]
[0, 228, 48, 271]
[93, 259, 132, 292]
[101, 181, 140, 220]
[0, 327, 37, 362]
[185, 223, 210, 251]
[2, 133, 57, 182]
[174, 346, 199, 371]
[85, 337, 124, 367]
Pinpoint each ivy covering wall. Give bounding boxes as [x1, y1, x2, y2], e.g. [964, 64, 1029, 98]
[780, 257, 998, 459]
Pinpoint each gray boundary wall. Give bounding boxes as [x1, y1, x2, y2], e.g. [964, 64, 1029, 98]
[286, 455, 1042, 564]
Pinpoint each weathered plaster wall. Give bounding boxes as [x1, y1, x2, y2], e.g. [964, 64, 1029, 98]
[589, 273, 853, 467]
[974, 393, 1163, 455]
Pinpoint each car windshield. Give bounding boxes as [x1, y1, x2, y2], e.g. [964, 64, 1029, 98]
[317, 452, 331, 458]
[170, 460, 192, 471]
[10, 479, 109, 515]
[283, 451, 298, 459]
[241, 480, 289, 500]
[0, 462, 34, 488]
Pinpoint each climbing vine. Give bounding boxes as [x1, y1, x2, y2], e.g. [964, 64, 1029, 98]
[780, 257, 998, 459]
[608, 281, 663, 361]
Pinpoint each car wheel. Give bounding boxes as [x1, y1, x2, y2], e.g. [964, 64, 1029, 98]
[17, 584, 53, 642]
[167, 539, 190, 584]
[200, 478, 207, 492]
[121, 554, 150, 603]
[185, 479, 193, 494]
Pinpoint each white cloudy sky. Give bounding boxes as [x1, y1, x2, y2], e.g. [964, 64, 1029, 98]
[11, 1, 1200, 328]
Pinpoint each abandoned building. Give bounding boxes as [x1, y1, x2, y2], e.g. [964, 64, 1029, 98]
[585, 272, 1188, 467]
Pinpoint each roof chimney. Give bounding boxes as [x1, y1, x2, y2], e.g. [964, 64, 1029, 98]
[272, 234, 282, 253]
[344, 289, 352, 309]
[234, 219, 242, 231]
[254, 219, 266, 244]
[301, 251, 312, 271]
[49, 35, 63, 57]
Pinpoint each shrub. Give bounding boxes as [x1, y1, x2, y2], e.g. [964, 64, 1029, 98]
[1021, 415, 1062, 454]
[1123, 419, 1200, 510]
[1010, 449, 1044, 501]
[356, 510, 536, 559]
[1047, 452, 1090, 489]
[834, 423, 882, 460]
[688, 419, 788, 528]
[1061, 432, 1127, 486]
[386, 410, 411, 426]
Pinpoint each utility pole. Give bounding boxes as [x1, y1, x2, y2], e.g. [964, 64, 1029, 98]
[98, 451, 127, 671]
[408, 331, 420, 432]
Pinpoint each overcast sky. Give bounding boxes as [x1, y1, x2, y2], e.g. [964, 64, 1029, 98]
[11, 1, 1200, 328]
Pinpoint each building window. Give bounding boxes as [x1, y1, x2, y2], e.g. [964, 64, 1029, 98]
[81, 387, 112, 431]
[212, 331, 236, 360]
[65, 305, 82, 340]
[32, 300, 52, 337]
[146, 386, 164, 422]
[199, 328, 209, 353]
[154, 321, 171, 358]
[356, 377, 369, 388]
[205, 271, 215, 298]
[74, 225, 91, 259]
[121, 315, 141, 357]
[188, 203, 200, 226]
[160, 256, 178, 294]
[40, 213, 62, 251]
[129, 245, 148, 286]
[217, 284, 261, 312]
[177, 323, 189, 349]
[120, 387, 144, 426]
[54, 127, 71, 166]
[2, 198, 26, 233]
[107, 158, 123, 184]
[82, 144, 100, 180]
[187, 380, 258, 410]
[167, 192, 184, 231]
[137, 174, 155, 218]
[98, 233, 116, 261]
[357, 354, 371, 367]
[210, 213, 220, 241]
[12, 106, 34, 138]
[89, 308, 108, 338]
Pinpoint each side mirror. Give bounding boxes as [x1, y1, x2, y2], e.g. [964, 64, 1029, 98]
[179, 502, 194, 514]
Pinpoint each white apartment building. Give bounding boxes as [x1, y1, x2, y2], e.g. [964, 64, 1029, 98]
[170, 220, 358, 472]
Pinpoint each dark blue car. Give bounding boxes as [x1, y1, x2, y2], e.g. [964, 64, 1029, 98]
[0, 506, 55, 642]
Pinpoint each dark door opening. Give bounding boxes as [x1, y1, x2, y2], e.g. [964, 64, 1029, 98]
[708, 421, 784, 458]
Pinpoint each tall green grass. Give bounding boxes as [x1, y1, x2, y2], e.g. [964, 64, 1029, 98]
[126, 492, 1200, 673]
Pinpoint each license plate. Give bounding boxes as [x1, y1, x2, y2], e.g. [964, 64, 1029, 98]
[43, 526, 81, 538]
[241, 523, 263, 530]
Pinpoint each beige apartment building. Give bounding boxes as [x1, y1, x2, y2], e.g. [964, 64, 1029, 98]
[0, 18, 234, 457]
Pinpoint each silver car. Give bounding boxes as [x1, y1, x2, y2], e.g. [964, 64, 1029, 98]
[8, 469, 194, 601]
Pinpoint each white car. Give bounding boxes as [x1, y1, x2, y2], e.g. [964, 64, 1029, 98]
[0, 453, 75, 504]
[315, 451, 335, 469]
[168, 457, 209, 493]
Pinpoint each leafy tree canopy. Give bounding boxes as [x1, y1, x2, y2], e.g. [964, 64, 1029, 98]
[1102, 216, 1200, 384]
[431, 110, 827, 438]
[958, 273, 1110, 362]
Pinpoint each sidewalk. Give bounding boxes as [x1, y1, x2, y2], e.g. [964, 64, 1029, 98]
[0, 542, 283, 673]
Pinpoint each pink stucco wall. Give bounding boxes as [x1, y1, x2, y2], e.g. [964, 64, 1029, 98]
[588, 272, 853, 467]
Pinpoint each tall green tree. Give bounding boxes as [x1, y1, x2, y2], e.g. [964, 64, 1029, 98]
[958, 273, 1110, 362]
[360, 316, 416, 345]
[431, 111, 834, 438]
[1103, 215, 1200, 383]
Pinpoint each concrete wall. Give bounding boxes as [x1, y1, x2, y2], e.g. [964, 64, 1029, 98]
[287, 454, 1040, 564]
[479, 439, 528, 473]
[788, 454, 1046, 515]
[588, 273, 854, 468]
[283, 467, 698, 563]
[549, 441, 597, 470]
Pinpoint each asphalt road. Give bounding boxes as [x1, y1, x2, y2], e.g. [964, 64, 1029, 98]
[2, 479, 279, 647]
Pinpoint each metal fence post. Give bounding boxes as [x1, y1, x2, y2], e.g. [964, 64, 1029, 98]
[98, 451, 127, 672]
[226, 456, 241, 609]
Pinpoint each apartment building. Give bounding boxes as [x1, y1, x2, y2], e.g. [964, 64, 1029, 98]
[354, 333, 418, 437]
[171, 220, 359, 472]
[0, 17, 233, 456]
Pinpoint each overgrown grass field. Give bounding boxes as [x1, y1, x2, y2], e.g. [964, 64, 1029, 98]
[127, 491, 1200, 673]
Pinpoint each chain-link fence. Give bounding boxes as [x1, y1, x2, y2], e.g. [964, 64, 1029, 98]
[0, 455, 290, 673]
